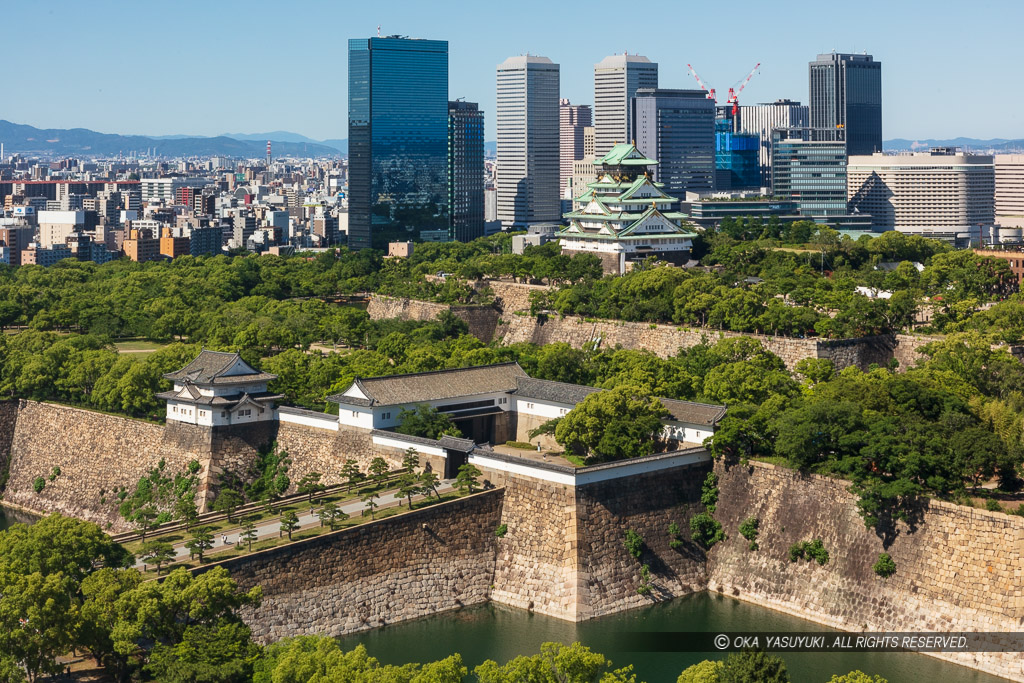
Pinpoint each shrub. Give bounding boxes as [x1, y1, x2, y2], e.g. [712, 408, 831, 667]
[668, 521, 684, 550]
[789, 539, 829, 565]
[1011, 503, 1024, 517]
[494, 523, 508, 538]
[623, 529, 644, 560]
[33, 476, 46, 494]
[700, 472, 719, 513]
[505, 441, 534, 450]
[739, 517, 759, 550]
[49, 466, 61, 481]
[872, 552, 896, 578]
[985, 498, 1002, 512]
[689, 512, 724, 550]
[637, 564, 652, 595]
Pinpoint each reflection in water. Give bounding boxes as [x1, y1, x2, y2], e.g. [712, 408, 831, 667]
[340, 594, 1007, 683]
[0, 504, 39, 531]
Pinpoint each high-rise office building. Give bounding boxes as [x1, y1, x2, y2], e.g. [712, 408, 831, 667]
[738, 100, 810, 185]
[995, 155, 1024, 219]
[632, 89, 715, 198]
[560, 99, 592, 195]
[594, 54, 658, 157]
[448, 100, 485, 242]
[348, 36, 449, 249]
[771, 129, 848, 217]
[809, 52, 882, 156]
[496, 55, 560, 230]
[848, 149, 994, 246]
[715, 119, 760, 191]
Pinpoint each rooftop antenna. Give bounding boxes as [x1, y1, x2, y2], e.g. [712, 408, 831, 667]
[377, 24, 381, 37]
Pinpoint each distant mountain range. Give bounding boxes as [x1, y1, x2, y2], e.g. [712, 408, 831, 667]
[0, 121, 344, 158]
[884, 137, 1024, 152]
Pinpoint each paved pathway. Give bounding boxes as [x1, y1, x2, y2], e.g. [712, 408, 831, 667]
[137, 480, 455, 569]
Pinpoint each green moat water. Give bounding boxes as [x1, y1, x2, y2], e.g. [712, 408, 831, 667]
[0, 504, 38, 531]
[339, 593, 1010, 683]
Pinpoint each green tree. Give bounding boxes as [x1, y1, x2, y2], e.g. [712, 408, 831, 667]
[296, 472, 324, 502]
[175, 495, 199, 531]
[79, 568, 143, 681]
[133, 505, 160, 542]
[212, 488, 244, 523]
[110, 566, 262, 674]
[361, 492, 380, 520]
[554, 385, 669, 463]
[239, 519, 258, 551]
[279, 510, 300, 540]
[395, 404, 462, 440]
[145, 621, 261, 683]
[828, 672, 889, 683]
[140, 541, 176, 575]
[253, 638, 466, 683]
[369, 456, 390, 486]
[720, 650, 789, 683]
[402, 447, 421, 472]
[185, 527, 214, 562]
[341, 460, 365, 486]
[678, 659, 724, 683]
[398, 472, 420, 509]
[455, 463, 482, 494]
[475, 641, 631, 683]
[419, 471, 442, 500]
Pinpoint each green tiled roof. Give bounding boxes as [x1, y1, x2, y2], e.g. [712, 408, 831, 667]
[595, 143, 659, 167]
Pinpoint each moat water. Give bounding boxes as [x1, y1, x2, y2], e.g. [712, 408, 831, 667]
[339, 593, 1010, 683]
[0, 504, 38, 531]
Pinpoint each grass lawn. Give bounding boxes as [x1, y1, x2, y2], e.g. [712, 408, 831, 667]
[114, 340, 169, 353]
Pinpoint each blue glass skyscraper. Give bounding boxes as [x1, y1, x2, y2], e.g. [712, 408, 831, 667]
[348, 37, 449, 250]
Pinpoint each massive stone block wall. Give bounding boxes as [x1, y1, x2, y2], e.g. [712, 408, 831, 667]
[497, 314, 895, 371]
[575, 462, 711, 619]
[489, 462, 711, 621]
[274, 422, 405, 488]
[490, 475, 579, 619]
[709, 460, 1024, 682]
[0, 401, 18, 483]
[3, 402, 204, 530]
[366, 295, 500, 342]
[197, 489, 503, 644]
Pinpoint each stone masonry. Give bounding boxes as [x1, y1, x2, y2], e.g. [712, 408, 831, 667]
[3, 401, 204, 531]
[196, 489, 503, 644]
[709, 460, 1024, 682]
[367, 295, 500, 342]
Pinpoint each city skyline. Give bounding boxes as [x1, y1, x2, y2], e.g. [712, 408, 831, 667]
[2, 0, 1021, 143]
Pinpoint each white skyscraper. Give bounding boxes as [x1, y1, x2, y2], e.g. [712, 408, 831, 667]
[737, 100, 810, 186]
[496, 55, 560, 230]
[593, 54, 658, 158]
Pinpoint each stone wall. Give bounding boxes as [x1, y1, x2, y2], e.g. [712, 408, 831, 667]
[709, 460, 1024, 682]
[893, 333, 944, 370]
[366, 295, 500, 342]
[498, 314, 895, 371]
[3, 401, 205, 531]
[274, 422, 406, 488]
[576, 462, 711, 619]
[490, 475, 579, 619]
[489, 462, 710, 621]
[0, 401, 18, 485]
[196, 489, 503, 643]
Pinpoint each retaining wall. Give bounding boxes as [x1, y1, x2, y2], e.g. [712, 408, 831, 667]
[196, 489, 503, 643]
[709, 460, 1024, 682]
[366, 295, 500, 342]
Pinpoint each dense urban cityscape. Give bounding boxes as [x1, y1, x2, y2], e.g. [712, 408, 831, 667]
[2, 4, 1024, 683]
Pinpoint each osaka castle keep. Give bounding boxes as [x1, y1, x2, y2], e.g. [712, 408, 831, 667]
[558, 142, 698, 274]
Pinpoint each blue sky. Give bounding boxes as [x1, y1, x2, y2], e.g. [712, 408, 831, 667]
[4, 0, 1022, 142]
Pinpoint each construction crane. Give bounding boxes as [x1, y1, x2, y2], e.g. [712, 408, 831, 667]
[686, 64, 716, 104]
[686, 62, 762, 116]
[726, 62, 761, 115]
